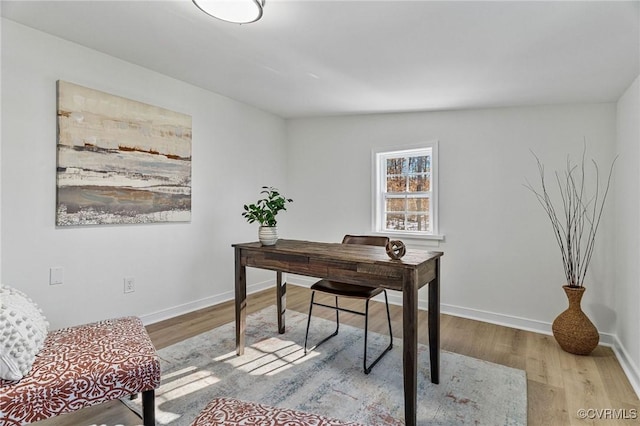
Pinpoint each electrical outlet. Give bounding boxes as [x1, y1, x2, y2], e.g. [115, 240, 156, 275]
[49, 267, 64, 285]
[124, 276, 135, 293]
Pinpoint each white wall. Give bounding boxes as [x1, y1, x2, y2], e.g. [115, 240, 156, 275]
[614, 76, 640, 394]
[1, 19, 288, 329]
[285, 104, 618, 337]
[0, 18, 3, 283]
[2, 17, 636, 395]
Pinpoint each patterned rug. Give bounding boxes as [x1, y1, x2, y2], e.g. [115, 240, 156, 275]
[125, 307, 527, 425]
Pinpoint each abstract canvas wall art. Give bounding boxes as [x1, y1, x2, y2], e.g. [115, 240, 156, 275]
[56, 81, 192, 226]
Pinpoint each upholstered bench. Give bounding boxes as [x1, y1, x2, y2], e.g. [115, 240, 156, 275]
[191, 397, 365, 426]
[0, 315, 160, 425]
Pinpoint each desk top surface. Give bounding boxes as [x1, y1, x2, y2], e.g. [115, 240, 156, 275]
[233, 239, 443, 268]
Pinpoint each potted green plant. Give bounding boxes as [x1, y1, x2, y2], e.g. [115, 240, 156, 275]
[525, 146, 616, 355]
[242, 186, 293, 245]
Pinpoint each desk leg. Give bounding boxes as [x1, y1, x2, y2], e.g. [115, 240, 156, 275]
[235, 247, 247, 356]
[428, 258, 440, 384]
[403, 271, 419, 426]
[276, 271, 286, 334]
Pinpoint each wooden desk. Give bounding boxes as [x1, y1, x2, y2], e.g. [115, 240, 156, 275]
[232, 239, 443, 426]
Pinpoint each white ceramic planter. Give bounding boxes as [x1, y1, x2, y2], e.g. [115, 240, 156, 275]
[258, 226, 278, 246]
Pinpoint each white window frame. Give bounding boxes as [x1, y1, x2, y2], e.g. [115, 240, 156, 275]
[372, 142, 442, 240]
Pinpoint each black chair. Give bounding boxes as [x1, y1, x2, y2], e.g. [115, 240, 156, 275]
[303, 235, 393, 374]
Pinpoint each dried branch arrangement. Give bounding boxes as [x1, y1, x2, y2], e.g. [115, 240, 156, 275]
[525, 147, 616, 288]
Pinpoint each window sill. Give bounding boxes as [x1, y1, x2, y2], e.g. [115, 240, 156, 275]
[371, 231, 445, 249]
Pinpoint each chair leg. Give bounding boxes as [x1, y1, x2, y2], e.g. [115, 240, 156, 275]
[363, 291, 394, 374]
[384, 290, 393, 342]
[304, 292, 315, 354]
[142, 389, 155, 426]
[334, 296, 339, 333]
[304, 292, 339, 354]
[364, 299, 370, 373]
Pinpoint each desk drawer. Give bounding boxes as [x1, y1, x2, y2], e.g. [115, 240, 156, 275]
[243, 252, 329, 276]
[242, 251, 405, 290]
[326, 265, 403, 291]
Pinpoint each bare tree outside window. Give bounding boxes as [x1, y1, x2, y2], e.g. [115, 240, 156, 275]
[374, 144, 438, 237]
[382, 153, 431, 232]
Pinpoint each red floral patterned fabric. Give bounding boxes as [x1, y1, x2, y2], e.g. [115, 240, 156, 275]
[0, 316, 160, 425]
[191, 397, 365, 426]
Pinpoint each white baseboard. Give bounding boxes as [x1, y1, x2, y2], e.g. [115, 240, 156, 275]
[611, 336, 640, 399]
[438, 302, 619, 347]
[139, 279, 275, 325]
[289, 275, 563, 337]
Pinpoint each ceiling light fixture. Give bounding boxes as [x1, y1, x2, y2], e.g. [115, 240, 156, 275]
[193, 0, 265, 24]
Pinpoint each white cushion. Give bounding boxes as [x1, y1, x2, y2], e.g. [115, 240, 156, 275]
[0, 285, 49, 381]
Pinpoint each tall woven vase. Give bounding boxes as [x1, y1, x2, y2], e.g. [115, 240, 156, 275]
[551, 285, 599, 355]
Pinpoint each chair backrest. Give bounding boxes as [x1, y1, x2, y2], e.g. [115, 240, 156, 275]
[342, 235, 389, 247]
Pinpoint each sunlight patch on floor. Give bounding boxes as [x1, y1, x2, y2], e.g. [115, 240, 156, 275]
[148, 337, 324, 423]
[155, 366, 221, 422]
[218, 336, 322, 376]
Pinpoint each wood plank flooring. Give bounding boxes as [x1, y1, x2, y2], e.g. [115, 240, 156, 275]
[32, 284, 639, 425]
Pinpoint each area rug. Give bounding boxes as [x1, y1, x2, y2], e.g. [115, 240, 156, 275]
[125, 307, 527, 425]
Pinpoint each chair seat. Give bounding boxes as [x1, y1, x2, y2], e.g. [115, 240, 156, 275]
[311, 279, 384, 299]
[1, 316, 160, 425]
[305, 235, 393, 374]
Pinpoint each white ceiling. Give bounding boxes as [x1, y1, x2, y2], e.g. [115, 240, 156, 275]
[1, 0, 639, 118]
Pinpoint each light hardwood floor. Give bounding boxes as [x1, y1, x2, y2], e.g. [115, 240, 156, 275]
[35, 284, 639, 425]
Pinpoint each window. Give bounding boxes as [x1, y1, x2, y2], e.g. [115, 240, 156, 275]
[373, 143, 439, 238]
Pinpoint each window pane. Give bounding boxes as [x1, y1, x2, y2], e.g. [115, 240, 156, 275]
[385, 213, 405, 230]
[386, 158, 405, 175]
[387, 176, 406, 192]
[407, 214, 429, 232]
[407, 197, 429, 211]
[376, 145, 436, 235]
[408, 175, 429, 192]
[408, 155, 430, 173]
[386, 198, 405, 212]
